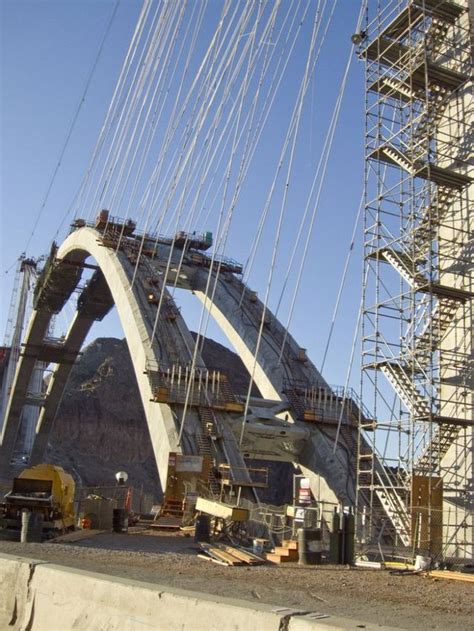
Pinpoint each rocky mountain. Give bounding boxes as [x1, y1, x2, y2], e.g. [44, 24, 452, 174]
[46, 335, 294, 505]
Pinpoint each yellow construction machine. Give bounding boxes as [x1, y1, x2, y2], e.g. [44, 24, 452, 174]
[1, 464, 76, 536]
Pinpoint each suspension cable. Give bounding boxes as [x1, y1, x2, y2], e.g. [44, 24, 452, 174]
[25, 0, 121, 247]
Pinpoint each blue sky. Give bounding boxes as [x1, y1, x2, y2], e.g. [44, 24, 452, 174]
[1, 0, 365, 390]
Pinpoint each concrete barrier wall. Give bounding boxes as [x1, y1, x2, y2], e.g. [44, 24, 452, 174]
[0, 553, 397, 631]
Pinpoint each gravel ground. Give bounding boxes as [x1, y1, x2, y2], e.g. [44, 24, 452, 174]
[1, 528, 472, 630]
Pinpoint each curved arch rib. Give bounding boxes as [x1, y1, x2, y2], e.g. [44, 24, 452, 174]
[1, 228, 181, 484]
[193, 269, 358, 503]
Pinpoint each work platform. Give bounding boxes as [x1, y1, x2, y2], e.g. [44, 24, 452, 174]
[373, 1, 466, 43]
[83, 212, 244, 276]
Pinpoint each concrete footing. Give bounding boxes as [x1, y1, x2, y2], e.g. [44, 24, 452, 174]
[0, 553, 399, 630]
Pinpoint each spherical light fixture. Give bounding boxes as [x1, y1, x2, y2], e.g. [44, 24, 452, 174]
[115, 471, 129, 486]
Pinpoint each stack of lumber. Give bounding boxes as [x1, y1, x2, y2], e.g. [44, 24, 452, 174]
[266, 539, 298, 564]
[198, 543, 266, 567]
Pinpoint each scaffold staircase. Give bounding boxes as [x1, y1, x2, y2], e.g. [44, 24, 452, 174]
[415, 425, 461, 475]
[195, 430, 212, 457]
[370, 144, 415, 174]
[371, 247, 473, 301]
[194, 427, 220, 496]
[410, 186, 455, 260]
[372, 245, 470, 374]
[283, 386, 307, 421]
[216, 374, 236, 403]
[412, 86, 450, 150]
[408, 298, 460, 367]
[198, 406, 221, 441]
[370, 144, 471, 189]
[425, 16, 451, 58]
[358, 449, 411, 546]
[374, 473, 411, 546]
[379, 362, 431, 419]
[369, 75, 418, 102]
[376, 248, 422, 287]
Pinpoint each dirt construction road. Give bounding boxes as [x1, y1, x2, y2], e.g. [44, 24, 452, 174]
[0, 529, 472, 630]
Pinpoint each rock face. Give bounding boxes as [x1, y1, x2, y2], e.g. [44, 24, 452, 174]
[47, 335, 294, 505]
[46, 338, 158, 495]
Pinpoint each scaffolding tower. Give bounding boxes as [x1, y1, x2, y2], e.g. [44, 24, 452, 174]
[357, 0, 473, 563]
[1, 257, 48, 463]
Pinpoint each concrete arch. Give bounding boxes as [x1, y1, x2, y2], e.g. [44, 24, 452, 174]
[1, 225, 359, 504]
[192, 270, 358, 503]
[1, 228, 185, 483]
[194, 270, 329, 397]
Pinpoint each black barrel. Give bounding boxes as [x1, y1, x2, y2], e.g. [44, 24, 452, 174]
[112, 508, 129, 533]
[194, 514, 210, 543]
[343, 510, 355, 564]
[297, 527, 322, 565]
[21, 510, 44, 543]
[329, 507, 341, 563]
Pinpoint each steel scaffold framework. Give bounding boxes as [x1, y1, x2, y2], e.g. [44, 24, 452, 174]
[357, 0, 473, 562]
[0, 258, 48, 463]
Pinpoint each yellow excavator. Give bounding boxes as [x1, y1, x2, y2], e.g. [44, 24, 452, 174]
[1, 464, 76, 537]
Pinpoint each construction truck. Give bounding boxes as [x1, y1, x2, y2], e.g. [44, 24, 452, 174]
[0, 464, 76, 538]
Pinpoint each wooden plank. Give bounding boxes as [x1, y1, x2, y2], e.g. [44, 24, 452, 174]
[217, 545, 266, 565]
[217, 545, 254, 564]
[233, 547, 267, 563]
[199, 544, 232, 565]
[196, 497, 249, 521]
[225, 543, 268, 563]
[411, 475, 443, 555]
[428, 570, 474, 583]
[274, 547, 298, 560]
[212, 549, 244, 565]
[266, 553, 294, 564]
[200, 543, 243, 566]
[282, 540, 298, 550]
